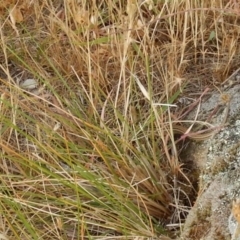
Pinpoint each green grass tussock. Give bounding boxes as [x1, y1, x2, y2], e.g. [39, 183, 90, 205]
[0, 0, 239, 239]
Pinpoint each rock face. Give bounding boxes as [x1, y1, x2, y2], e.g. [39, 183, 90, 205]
[178, 80, 240, 239]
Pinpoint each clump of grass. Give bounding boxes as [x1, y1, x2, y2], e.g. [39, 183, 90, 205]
[0, 0, 239, 239]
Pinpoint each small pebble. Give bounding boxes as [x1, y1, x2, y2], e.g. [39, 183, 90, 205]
[20, 78, 38, 90]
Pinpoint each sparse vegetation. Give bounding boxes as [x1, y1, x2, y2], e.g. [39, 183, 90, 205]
[0, 0, 239, 239]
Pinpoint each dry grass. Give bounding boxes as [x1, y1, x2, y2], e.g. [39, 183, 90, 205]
[0, 0, 239, 239]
